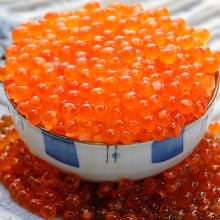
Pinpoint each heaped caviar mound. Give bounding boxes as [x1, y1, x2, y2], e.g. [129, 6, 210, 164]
[1, 1, 220, 144]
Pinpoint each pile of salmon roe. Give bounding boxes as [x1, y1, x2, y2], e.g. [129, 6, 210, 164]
[1, 1, 220, 144]
[2, 116, 220, 219]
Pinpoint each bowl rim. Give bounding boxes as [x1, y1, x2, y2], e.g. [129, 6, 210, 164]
[4, 71, 220, 146]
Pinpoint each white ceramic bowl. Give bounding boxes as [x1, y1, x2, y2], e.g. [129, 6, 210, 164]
[6, 73, 219, 182]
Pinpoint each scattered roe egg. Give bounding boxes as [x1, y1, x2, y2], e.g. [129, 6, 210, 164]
[0, 115, 220, 219]
[2, 1, 219, 144]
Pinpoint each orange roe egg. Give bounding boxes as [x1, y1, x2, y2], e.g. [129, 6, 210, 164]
[104, 16, 119, 31]
[64, 65, 77, 81]
[118, 75, 133, 90]
[119, 46, 136, 64]
[212, 50, 220, 63]
[41, 110, 58, 131]
[14, 85, 32, 102]
[193, 28, 210, 43]
[154, 28, 166, 45]
[125, 16, 142, 31]
[166, 122, 181, 138]
[28, 21, 43, 37]
[89, 8, 105, 22]
[101, 47, 115, 62]
[102, 128, 118, 144]
[84, 1, 100, 12]
[40, 204, 56, 219]
[178, 99, 194, 114]
[192, 101, 206, 118]
[66, 15, 80, 29]
[78, 15, 93, 27]
[77, 26, 94, 41]
[17, 101, 30, 116]
[11, 26, 28, 43]
[89, 87, 105, 105]
[158, 16, 171, 30]
[208, 121, 220, 136]
[44, 11, 58, 24]
[26, 109, 41, 125]
[156, 109, 171, 127]
[155, 6, 170, 17]
[5, 45, 20, 58]
[179, 35, 194, 49]
[144, 43, 160, 59]
[204, 57, 219, 74]
[56, 26, 71, 42]
[121, 91, 138, 108]
[160, 45, 177, 63]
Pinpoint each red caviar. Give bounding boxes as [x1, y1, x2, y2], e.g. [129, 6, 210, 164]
[1, 1, 219, 145]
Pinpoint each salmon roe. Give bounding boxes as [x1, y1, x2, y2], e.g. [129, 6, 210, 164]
[1, 1, 219, 144]
[1, 114, 220, 219]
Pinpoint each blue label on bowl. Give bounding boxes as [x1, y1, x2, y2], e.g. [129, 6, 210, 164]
[42, 131, 79, 168]
[152, 130, 184, 163]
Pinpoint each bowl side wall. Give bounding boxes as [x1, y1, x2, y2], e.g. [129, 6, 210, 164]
[8, 97, 215, 182]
